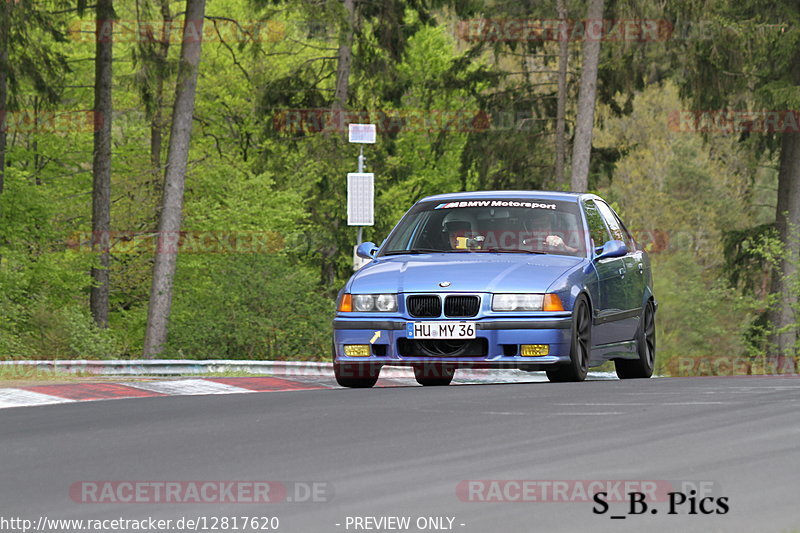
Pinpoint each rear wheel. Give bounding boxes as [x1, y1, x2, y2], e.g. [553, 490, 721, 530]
[615, 299, 656, 379]
[547, 295, 591, 383]
[413, 363, 455, 386]
[332, 342, 380, 388]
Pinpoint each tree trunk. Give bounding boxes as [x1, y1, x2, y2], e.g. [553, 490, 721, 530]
[322, 0, 355, 287]
[90, 0, 114, 328]
[331, 0, 355, 114]
[143, 0, 206, 357]
[768, 131, 800, 373]
[766, 49, 800, 373]
[0, 1, 9, 202]
[150, 0, 172, 172]
[569, 0, 604, 193]
[554, 0, 569, 189]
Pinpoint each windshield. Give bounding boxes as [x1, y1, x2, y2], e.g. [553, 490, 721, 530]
[379, 198, 587, 257]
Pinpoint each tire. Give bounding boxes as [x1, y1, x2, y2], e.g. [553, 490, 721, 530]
[334, 362, 381, 388]
[615, 299, 656, 379]
[332, 342, 380, 388]
[547, 295, 591, 383]
[413, 363, 455, 386]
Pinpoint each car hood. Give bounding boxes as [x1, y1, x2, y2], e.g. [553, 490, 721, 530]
[349, 253, 585, 294]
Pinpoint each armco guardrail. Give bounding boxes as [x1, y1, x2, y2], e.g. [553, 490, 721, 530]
[0, 360, 619, 381]
[0, 360, 416, 378]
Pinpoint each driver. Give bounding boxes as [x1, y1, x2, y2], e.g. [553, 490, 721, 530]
[544, 234, 579, 253]
[528, 211, 579, 254]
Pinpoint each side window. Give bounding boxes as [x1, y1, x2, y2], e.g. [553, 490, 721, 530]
[611, 211, 637, 251]
[595, 201, 629, 247]
[582, 200, 611, 250]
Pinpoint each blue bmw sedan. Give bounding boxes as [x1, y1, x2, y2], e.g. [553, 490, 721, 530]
[332, 191, 656, 387]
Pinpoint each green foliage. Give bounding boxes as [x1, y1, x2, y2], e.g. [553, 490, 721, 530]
[652, 252, 751, 367]
[1, 301, 120, 360]
[0, 165, 109, 359]
[165, 254, 333, 360]
[722, 223, 778, 291]
[594, 82, 770, 373]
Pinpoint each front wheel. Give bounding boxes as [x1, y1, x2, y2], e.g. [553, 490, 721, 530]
[332, 342, 380, 388]
[414, 364, 455, 386]
[334, 362, 381, 388]
[615, 299, 656, 379]
[547, 295, 591, 383]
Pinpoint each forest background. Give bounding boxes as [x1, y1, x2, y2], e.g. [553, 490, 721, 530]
[1, 0, 798, 376]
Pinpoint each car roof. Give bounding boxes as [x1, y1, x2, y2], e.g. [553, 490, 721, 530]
[417, 190, 598, 204]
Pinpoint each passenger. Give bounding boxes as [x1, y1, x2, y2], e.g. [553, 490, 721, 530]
[444, 220, 475, 249]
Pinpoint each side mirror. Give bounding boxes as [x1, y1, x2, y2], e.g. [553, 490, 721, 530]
[594, 239, 627, 260]
[356, 241, 378, 260]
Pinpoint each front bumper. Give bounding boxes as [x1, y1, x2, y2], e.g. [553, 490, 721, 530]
[333, 315, 573, 369]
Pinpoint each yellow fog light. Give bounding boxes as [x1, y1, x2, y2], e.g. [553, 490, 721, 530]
[344, 345, 371, 357]
[520, 344, 549, 357]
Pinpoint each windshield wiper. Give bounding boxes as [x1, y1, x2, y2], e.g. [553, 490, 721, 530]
[477, 248, 547, 254]
[383, 248, 480, 255]
[382, 248, 445, 255]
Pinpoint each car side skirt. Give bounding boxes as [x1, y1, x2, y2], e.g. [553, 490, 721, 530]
[589, 340, 638, 364]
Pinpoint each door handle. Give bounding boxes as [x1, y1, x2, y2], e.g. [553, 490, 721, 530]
[638, 263, 644, 274]
[618, 267, 625, 278]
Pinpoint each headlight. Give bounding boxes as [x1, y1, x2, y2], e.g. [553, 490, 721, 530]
[492, 293, 544, 311]
[352, 294, 397, 312]
[375, 294, 397, 312]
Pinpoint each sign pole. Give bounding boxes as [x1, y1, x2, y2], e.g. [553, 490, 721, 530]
[347, 124, 376, 270]
[357, 145, 364, 245]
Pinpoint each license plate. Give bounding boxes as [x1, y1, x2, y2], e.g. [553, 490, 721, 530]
[406, 322, 476, 340]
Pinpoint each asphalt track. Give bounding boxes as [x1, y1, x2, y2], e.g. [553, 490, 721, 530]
[1, 376, 799, 533]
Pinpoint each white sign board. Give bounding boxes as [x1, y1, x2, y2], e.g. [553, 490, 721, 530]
[347, 173, 374, 226]
[348, 123, 376, 144]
